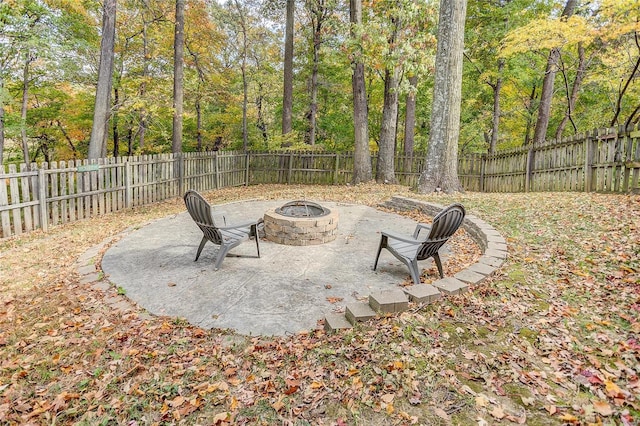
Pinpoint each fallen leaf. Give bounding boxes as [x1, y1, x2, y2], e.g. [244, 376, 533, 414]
[593, 400, 613, 416]
[491, 405, 505, 419]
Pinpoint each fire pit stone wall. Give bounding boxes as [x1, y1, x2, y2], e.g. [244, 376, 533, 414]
[263, 208, 339, 246]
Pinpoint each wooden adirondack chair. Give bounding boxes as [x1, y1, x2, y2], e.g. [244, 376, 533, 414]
[374, 203, 466, 285]
[184, 190, 261, 270]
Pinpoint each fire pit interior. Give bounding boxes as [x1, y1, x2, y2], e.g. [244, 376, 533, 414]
[264, 201, 338, 246]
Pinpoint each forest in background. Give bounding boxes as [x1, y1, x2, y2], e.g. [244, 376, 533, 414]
[0, 0, 639, 166]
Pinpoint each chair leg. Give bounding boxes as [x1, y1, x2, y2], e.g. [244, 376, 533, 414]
[254, 233, 260, 258]
[250, 223, 261, 258]
[433, 252, 444, 278]
[408, 258, 421, 285]
[214, 244, 233, 270]
[195, 236, 208, 261]
[373, 236, 386, 271]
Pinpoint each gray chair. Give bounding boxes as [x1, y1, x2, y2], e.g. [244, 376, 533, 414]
[374, 203, 466, 285]
[184, 190, 261, 270]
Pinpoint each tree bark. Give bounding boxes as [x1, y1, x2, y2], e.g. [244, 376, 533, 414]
[307, 0, 328, 146]
[376, 66, 400, 184]
[172, 0, 185, 153]
[88, 0, 117, 159]
[20, 52, 32, 165]
[139, 2, 149, 151]
[350, 0, 372, 183]
[418, 0, 467, 193]
[489, 58, 504, 154]
[0, 76, 5, 166]
[532, 0, 577, 144]
[234, 0, 249, 151]
[112, 87, 119, 157]
[403, 75, 418, 166]
[282, 0, 294, 136]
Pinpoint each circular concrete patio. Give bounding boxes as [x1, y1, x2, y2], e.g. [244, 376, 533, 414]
[101, 200, 449, 336]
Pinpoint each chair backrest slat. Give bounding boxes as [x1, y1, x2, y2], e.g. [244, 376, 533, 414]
[184, 190, 223, 244]
[417, 203, 466, 261]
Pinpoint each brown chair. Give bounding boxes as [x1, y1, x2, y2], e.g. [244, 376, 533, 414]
[374, 203, 466, 285]
[184, 190, 261, 270]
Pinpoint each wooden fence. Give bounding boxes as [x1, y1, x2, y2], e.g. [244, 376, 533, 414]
[1, 124, 639, 239]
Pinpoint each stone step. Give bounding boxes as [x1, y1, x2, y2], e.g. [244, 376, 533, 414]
[324, 313, 353, 333]
[403, 284, 441, 304]
[369, 289, 409, 314]
[345, 302, 377, 324]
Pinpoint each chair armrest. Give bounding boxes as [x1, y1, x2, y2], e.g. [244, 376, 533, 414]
[218, 220, 258, 231]
[412, 223, 431, 239]
[381, 230, 423, 245]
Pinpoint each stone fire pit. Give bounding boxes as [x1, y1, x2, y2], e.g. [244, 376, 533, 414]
[263, 201, 338, 246]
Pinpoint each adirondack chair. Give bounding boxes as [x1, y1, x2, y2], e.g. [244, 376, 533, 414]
[184, 190, 261, 270]
[373, 203, 466, 285]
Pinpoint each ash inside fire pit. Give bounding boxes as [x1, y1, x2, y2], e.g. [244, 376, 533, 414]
[264, 201, 338, 246]
[275, 201, 330, 218]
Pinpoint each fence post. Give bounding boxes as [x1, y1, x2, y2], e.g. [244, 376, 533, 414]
[177, 152, 184, 196]
[37, 167, 48, 232]
[525, 146, 535, 192]
[584, 133, 594, 192]
[215, 151, 220, 189]
[288, 152, 294, 184]
[245, 152, 250, 186]
[125, 160, 132, 208]
[480, 154, 486, 193]
[333, 153, 339, 184]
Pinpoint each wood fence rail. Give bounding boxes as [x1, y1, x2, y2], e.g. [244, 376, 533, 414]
[1, 124, 639, 239]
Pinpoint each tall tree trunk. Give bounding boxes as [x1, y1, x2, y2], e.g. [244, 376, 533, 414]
[403, 75, 418, 172]
[418, 0, 467, 193]
[89, 0, 117, 159]
[112, 87, 119, 157]
[0, 77, 5, 166]
[172, 0, 185, 153]
[488, 58, 504, 154]
[256, 87, 268, 146]
[234, 0, 249, 151]
[376, 66, 400, 184]
[532, 0, 577, 144]
[307, 0, 328, 146]
[282, 0, 294, 136]
[524, 84, 537, 145]
[196, 98, 203, 151]
[308, 28, 320, 145]
[556, 43, 586, 139]
[20, 52, 32, 165]
[350, 0, 372, 184]
[139, 2, 149, 151]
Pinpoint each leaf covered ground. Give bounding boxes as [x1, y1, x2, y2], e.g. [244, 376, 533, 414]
[0, 184, 639, 425]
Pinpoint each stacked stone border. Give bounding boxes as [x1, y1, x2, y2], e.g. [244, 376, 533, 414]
[323, 196, 508, 333]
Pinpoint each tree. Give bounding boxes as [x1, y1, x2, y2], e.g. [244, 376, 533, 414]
[375, 12, 401, 184]
[233, 0, 249, 151]
[532, 0, 577, 144]
[282, 0, 294, 136]
[403, 74, 417, 164]
[418, 0, 467, 193]
[88, 0, 117, 159]
[304, 0, 333, 146]
[172, 0, 185, 153]
[350, 0, 371, 184]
